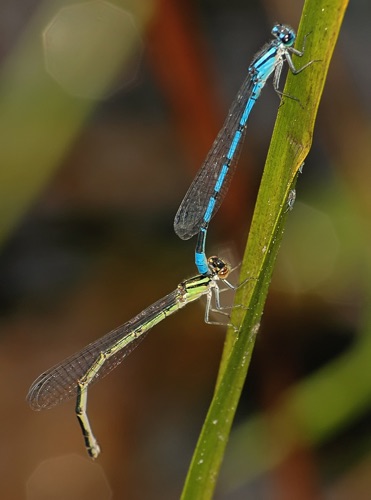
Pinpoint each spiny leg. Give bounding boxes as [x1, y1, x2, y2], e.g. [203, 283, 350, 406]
[274, 33, 318, 103]
[203, 287, 239, 331]
[290, 31, 312, 58]
[273, 59, 302, 105]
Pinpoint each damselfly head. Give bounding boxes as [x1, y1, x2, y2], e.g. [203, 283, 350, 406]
[207, 256, 231, 280]
[271, 23, 296, 47]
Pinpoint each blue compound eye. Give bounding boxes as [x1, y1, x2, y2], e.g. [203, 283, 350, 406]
[271, 24, 295, 46]
[271, 24, 281, 37]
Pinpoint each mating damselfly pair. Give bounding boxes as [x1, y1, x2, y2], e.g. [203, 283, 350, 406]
[28, 24, 316, 458]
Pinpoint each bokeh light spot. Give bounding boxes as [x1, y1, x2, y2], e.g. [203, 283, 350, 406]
[26, 454, 112, 499]
[43, 1, 143, 99]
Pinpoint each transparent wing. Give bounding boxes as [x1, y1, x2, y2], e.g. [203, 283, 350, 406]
[27, 289, 180, 410]
[174, 73, 253, 240]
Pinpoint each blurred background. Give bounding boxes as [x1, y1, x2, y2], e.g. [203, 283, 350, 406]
[0, 0, 370, 498]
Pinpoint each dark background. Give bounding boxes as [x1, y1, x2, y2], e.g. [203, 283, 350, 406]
[0, 0, 370, 498]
